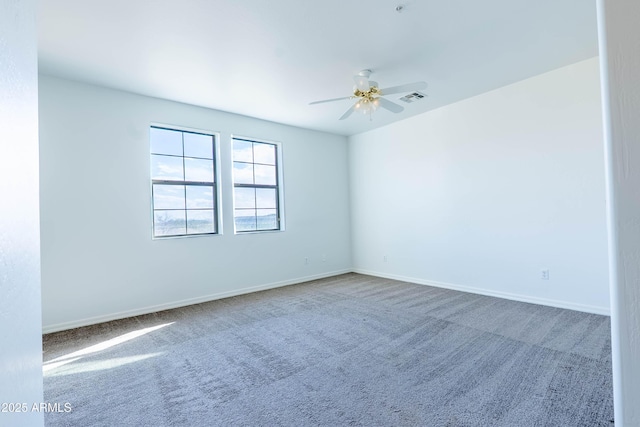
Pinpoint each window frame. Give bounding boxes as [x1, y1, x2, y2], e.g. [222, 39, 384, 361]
[150, 123, 222, 239]
[231, 135, 285, 234]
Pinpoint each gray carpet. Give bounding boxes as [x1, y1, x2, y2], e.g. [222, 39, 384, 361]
[42, 273, 614, 426]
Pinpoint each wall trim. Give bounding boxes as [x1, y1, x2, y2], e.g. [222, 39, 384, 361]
[42, 269, 351, 334]
[43, 267, 610, 334]
[353, 268, 611, 316]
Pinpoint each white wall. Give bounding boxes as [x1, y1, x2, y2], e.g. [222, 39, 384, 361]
[39, 75, 351, 332]
[0, 0, 44, 425]
[39, 56, 609, 332]
[597, 0, 640, 422]
[349, 57, 610, 314]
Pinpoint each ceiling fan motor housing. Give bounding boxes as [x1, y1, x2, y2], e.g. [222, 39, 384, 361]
[354, 86, 381, 101]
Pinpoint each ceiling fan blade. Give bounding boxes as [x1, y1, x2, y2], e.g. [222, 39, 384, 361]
[309, 96, 352, 105]
[379, 81, 427, 96]
[378, 97, 404, 114]
[339, 104, 357, 120]
[353, 75, 370, 91]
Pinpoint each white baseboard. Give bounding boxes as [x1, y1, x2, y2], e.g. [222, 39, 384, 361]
[352, 268, 611, 316]
[42, 269, 352, 334]
[43, 267, 610, 333]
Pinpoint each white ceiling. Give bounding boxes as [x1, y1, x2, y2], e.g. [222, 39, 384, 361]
[38, 0, 599, 136]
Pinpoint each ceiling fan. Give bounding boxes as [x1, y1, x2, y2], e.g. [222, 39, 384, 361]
[309, 70, 427, 120]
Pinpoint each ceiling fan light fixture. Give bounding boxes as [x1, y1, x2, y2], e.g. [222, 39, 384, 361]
[309, 70, 426, 121]
[354, 75, 370, 92]
[355, 97, 379, 120]
[369, 98, 380, 113]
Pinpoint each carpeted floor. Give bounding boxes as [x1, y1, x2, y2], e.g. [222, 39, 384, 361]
[42, 273, 614, 426]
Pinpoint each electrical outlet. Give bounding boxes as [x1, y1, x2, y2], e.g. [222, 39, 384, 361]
[305, 257, 309, 265]
[383, 255, 388, 262]
[322, 254, 326, 262]
[541, 269, 550, 280]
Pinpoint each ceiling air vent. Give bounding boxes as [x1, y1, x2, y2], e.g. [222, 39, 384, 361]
[398, 91, 427, 103]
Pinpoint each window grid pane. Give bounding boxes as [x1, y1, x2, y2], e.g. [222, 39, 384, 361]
[256, 188, 276, 209]
[235, 209, 257, 232]
[233, 140, 253, 162]
[186, 209, 215, 234]
[153, 184, 186, 210]
[150, 128, 183, 156]
[254, 164, 276, 185]
[257, 209, 277, 230]
[186, 185, 214, 209]
[151, 126, 218, 238]
[253, 143, 276, 165]
[154, 210, 186, 237]
[184, 133, 214, 159]
[234, 187, 256, 209]
[151, 154, 184, 181]
[185, 157, 214, 182]
[233, 162, 254, 185]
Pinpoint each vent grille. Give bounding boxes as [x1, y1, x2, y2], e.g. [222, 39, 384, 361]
[399, 91, 427, 103]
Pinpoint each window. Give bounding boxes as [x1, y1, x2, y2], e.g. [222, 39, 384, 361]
[232, 137, 283, 232]
[150, 126, 219, 238]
